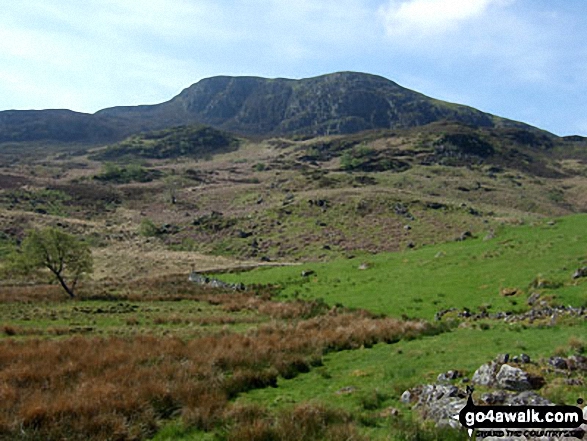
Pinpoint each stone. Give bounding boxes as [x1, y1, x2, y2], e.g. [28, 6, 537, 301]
[549, 356, 568, 370]
[527, 292, 540, 306]
[567, 355, 587, 371]
[437, 370, 460, 383]
[407, 384, 467, 429]
[335, 386, 355, 395]
[481, 390, 507, 405]
[472, 361, 499, 387]
[519, 353, 531, 364]
[496, 364, 544, 391]
[572, 267, 587, 279]
[496, 353, 510, 364]
[400, 390, 411, 403]
[500, 287, 519, 297]
[301, 270, 315, 277]
[379, 407, 400, 418]
[483, 230, 496, 241]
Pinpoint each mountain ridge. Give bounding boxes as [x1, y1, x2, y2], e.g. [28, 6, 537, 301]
[0, 71, 546, 145]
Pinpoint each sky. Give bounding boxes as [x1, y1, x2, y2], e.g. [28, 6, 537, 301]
[1, 0, 586, 136]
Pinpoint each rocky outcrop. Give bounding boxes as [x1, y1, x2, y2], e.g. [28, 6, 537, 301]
[402, 354, 585, 439]
[434, 304, 586, 324]
[188, 272, 245, 291]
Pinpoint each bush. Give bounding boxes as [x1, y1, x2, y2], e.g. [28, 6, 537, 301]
[139, 218, 160, 237]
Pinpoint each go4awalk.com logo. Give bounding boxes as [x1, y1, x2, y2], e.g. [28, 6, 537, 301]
[458, 394, 586, 439]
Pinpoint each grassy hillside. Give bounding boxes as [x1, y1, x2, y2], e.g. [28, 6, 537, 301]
[219, 214, 587, 319]
[91, 125, 239, 161]
[0, 114, 586, 440]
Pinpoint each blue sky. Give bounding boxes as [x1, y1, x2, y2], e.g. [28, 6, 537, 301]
[1, 0, 586, 135]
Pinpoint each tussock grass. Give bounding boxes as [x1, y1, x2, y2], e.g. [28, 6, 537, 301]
[0, 311, 429, 440]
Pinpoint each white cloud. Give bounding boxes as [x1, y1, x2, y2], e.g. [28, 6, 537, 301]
[380, 0, 512, 37]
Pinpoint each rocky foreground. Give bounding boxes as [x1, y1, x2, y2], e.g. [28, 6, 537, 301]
[402, 353, 587, 440]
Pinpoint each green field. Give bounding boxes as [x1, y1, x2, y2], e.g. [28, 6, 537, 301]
[219, 214, 587, 319]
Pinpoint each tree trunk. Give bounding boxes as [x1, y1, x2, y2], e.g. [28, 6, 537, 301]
[55, 273, 75, 298]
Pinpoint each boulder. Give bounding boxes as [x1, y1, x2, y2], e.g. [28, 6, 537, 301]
[437, 370, 460, 383]
[472, 361, 499, 386]
[572, 267, 587, 279]
[549, 356, 568, 370]
[495, 364, 529, 391]
[409, 384, 467, 429]
[496, 364, 544, 391]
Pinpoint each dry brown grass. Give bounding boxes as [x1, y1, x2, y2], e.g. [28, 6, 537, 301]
[0, 284, 65, 303]
[224, 403, 366, 441]
[0, 311, 429, 440]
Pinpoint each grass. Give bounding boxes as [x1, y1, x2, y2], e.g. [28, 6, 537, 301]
[0, 299, 265, 339]
[233, 322, 586, 440]
[218, 214, 587, 319]
[0, 305, 429, 440]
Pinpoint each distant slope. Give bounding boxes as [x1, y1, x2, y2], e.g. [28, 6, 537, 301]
[0, 72, 549, 146]
[0, 110, 126, 145]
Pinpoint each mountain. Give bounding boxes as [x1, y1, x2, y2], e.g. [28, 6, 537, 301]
[0, 72, 542, 145]
[0, 110, 125, 145]
[97, 72, 527, 136]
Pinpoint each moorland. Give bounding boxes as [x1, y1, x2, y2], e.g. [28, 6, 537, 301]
[0, 72, 585, 441]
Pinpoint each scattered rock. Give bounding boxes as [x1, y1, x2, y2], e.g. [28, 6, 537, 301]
[426, 202, 446, 210]
[527, 292, 541, 306]
[308, 199, 328, 208]
[403, 224, 412, 231]
[568, 355, 587, 371]
[437, 370, 460, 383]
[520, 353, 531, 364]
[456, 231, 473, 241]
[188, 272, 245, 291]
[358, 262, 371, 270]
[572, 267, 587, 279]
[400, 390, 411, 403]
[335, 386, 356, 395]
[500, 287, 519, 297]
[406, 241, 415, 249]
[301, 270, 315, 277]
[379, 407, 400, 418]
[548, 356, 568, 370]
